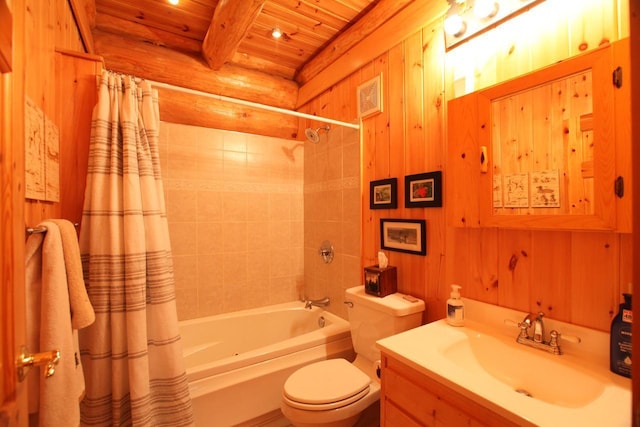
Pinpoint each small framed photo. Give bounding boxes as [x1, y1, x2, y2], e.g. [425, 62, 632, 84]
[370, 178, 397, 209]
[380, 218, 427, 256]
[405, 171, 443, 208]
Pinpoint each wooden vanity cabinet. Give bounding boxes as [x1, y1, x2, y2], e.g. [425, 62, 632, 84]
[447, 39, 631, 232]
[380, 353, 528, 427]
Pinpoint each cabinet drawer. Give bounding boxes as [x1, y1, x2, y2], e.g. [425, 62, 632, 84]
[383, 399, 423, 427]
[384, 365, 434, 422]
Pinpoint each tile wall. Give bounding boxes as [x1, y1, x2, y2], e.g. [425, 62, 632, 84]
[159, 122, 305, 320]
[302, 125, 362, 320]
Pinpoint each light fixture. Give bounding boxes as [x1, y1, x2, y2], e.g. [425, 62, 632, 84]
[444, 14, 467, 37]
[444, 0, 545, 50]
[474, 0, 499, 19]
[168, 0, 179, 5]
[271, 27, 282, 39]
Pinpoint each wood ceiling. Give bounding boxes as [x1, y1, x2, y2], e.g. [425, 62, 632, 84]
[94, 0, 381, 82]
[83, 0, 447, 138]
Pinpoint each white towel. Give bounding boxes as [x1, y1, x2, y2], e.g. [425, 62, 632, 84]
[50, 219, 95, 329]
[25, 220, 90, 427]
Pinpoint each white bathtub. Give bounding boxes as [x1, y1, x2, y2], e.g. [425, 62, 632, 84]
[179, 301, 355, 426]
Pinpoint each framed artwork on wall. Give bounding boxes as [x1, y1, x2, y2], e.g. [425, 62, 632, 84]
[357, 74, 383, 118]
[370, 178, 397, 209]
[380, 218, 427, 256]
[405, 171, 443, 208]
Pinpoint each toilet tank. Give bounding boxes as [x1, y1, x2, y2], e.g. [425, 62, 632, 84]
[345, 285, 425, 363]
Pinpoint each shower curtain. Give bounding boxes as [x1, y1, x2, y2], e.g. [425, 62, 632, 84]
[78, 70, 193, 426]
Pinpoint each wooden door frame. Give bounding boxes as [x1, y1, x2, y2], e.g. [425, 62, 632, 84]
[631, 0, 639, 423]
[1, 0, 27, 425]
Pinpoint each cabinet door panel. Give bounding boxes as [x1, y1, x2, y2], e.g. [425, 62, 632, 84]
[381, 354, 528, 427]
[383, 400, 424, 427]
[384, 366, 434, 422]
[447, 42, 629, 232]
[447, 92, 482, 228]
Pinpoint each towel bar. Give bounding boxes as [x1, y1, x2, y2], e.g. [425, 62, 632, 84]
[26, 222, 79, 236]
[26, 225, 48, 235]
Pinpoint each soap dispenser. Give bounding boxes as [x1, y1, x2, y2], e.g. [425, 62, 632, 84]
[610, 292, 632, 378]
[446, 284, 464, 327]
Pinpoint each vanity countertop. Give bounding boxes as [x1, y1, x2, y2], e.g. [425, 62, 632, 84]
[376, 298, 631, 427]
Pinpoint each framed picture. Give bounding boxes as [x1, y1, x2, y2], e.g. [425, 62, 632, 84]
[357, 74, 383, 118]
[380, 218, 427, 256]
[405, 171, 443, 208]
[369, 178, 397, 209]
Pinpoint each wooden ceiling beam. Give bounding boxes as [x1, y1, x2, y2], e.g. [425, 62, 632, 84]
[94, 29, 299, 110]
[157, 86, 300, 140]
[202, 0, 266, 70]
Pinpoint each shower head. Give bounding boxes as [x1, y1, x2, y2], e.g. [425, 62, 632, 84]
[304, 124, 330, 143]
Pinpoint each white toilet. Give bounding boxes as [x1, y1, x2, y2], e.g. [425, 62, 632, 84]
[281, 286, 425, 427]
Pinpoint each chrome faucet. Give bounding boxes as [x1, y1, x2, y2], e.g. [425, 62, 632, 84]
[304, 297, 330, 309]
[532, 312, 545, 343]
[516, 311, 563, 355]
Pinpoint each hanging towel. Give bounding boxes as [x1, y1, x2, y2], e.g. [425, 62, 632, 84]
[50, 219, 95, 329]
[25, 220, 92, 427]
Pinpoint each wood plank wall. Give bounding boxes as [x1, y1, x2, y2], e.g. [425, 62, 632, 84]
[5, 0, 92, 416]
[15, 0, 632, 333]
[23, 1, 89, 227]
[300, 0, 630, 332]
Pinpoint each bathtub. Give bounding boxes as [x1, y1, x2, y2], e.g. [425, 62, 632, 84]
[179, 301, 355, 426]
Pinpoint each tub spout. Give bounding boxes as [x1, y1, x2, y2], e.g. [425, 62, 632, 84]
[304, 297, 330, 309]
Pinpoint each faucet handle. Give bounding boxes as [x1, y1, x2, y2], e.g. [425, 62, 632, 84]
[548, 330, 562, 355]
[518, 313, 533, 329]
[503, 319, 519, 328]
[557, 332, 581, 344]
[516, 314, 533, 340]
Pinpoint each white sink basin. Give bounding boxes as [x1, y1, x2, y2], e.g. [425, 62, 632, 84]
[376, 298, 631, 427]
[443, 328, 605, 407]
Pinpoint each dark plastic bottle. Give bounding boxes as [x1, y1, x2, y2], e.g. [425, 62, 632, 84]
[610, 293, 632, 378]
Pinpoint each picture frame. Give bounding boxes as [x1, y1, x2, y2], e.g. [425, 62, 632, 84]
[380, 218, 427, 256]
[369, 178, 397, 209]
[357, 74, 383, 118]
[405, 171, 443, 208]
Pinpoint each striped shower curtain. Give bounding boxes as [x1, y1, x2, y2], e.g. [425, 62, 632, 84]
[78, 70, 193, 426]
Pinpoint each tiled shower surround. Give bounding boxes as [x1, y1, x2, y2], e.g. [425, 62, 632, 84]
[159, 122, 361, 320]
[303, 125, 361, 320]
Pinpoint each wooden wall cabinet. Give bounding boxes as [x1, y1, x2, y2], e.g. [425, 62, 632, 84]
[447, 40, 631, 232]
[380, 353, 531, 427]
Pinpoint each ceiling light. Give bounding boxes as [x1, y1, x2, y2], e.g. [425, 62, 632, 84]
[271, 27, 282, 39]
[168, 0, 179, 5]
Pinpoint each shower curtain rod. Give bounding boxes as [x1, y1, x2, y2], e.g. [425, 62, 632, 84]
[148, 80, 361, 130]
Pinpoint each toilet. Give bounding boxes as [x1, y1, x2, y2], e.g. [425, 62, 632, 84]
[281, 286, 425, 427]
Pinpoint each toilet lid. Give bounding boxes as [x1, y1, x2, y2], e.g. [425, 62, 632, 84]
[283, 359, 370, 407]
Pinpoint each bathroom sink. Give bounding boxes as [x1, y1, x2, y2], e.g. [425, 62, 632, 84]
[376, 298, 631, 427]
[443, 328, 605, 407]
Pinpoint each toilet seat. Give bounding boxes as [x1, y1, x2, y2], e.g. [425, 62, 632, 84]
[283, 359, 371, 411]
